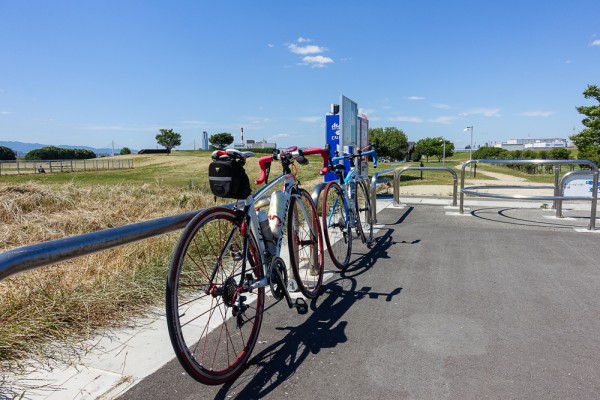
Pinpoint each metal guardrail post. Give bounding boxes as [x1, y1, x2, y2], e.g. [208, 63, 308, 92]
[459, 161, 471, 214]
[369, 168, 397, 224]
[553, 163, 560, 210]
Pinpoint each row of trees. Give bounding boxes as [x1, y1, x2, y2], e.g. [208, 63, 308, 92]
[23, 146, 97, 160]
[6, 85, 598, 161]
[154, 129, 235, 152]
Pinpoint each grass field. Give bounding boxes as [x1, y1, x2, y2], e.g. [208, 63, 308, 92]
[0, 150, 343, 369]
[0, 149, 582, 369]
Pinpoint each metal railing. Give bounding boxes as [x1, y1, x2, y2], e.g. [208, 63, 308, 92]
[369, 166, 459, 223]
[0, 209, 203, 282]
[0, 158, 134, 175]
[459, 159, 599, 230]
[393, 166, 458, 207]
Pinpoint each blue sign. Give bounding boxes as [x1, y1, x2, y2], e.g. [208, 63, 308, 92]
[325, 115, 339, 182]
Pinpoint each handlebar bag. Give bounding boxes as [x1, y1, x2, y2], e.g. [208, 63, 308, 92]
[208, 159, 251, 199]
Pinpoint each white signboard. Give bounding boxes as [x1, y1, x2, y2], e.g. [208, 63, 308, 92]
[563, 174, 600, 197]
[340, 95, 358, 147]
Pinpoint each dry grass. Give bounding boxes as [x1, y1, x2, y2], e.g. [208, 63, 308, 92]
[0, 180, 217, 370]
[0, 152, 332, 371]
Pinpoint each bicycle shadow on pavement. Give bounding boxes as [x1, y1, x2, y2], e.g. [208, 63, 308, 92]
[214, 275, 402, 399]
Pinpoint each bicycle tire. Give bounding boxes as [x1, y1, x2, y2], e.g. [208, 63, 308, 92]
[166, 207, 264, 385]
[355, 179, 373, 246]
[321, 181, 352, 270]
[287, 188, 324, 298]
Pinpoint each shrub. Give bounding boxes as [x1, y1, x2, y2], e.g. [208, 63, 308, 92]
[0, 146, 16, 160]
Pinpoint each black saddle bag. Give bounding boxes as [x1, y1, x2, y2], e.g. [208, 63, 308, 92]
[208, 159, 251, 199]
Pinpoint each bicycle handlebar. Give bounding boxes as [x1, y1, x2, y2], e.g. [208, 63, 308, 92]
[331, 148, 378, 169]
[255, 146, 329, 185]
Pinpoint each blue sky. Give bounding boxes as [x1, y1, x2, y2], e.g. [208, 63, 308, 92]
[1, 1, 600, 151]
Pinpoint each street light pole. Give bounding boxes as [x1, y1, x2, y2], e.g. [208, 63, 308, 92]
[465, 126, 473, 177]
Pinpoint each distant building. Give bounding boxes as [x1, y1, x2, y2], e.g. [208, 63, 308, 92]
[495, 138, 567, 151]
[234, 139, 277, 149]
[202, 131, 209, 150]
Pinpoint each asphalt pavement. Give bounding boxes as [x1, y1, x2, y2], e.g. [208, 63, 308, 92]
[120, 199, 600, 400]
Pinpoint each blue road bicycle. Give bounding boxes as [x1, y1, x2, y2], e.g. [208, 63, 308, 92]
[321, 144, 377, 270]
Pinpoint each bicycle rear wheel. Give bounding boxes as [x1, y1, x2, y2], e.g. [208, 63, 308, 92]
[288, 188, 324, 298]
[166, 207, 264, 385]
[321, 181, 352, 270]
[355, 179, 373, 246]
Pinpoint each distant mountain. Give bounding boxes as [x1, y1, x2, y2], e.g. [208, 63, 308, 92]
[0, 141, 135, 157]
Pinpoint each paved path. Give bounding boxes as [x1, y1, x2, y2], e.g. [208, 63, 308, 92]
[121, 201, 600, 400]
[5, 195, 600, 399]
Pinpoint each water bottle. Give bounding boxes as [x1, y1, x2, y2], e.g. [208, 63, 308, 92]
[268, 191, 286, 239]
[257, 210, 276, 255]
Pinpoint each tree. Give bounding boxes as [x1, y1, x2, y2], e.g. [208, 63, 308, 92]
[414, 137, 455, 162]
[156, 129, 182, 154]
[368, 127, 408, 161]
[548, 148, 570, 160]
[570, 85, 600, 165]
[414, 138, 436, 162]
[209, 132, 234, 149]
[0, 146, 16, 160]
[24, 146, 95, 160]
[120, 147, 132, 155]
[472, 146, 510, 159]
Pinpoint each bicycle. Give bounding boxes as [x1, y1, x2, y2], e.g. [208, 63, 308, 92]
[321, 144, 377, 270]
[166, 146, 328, 385]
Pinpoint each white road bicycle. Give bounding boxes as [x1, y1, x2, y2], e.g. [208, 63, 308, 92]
[166, 146, 328, 385]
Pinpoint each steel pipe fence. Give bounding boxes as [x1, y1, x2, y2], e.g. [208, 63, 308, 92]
[0, 159, 134, 175]
[459, 159, 599, 230]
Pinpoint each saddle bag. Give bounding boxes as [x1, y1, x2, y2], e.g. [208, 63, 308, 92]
[208, 159, 251, 199]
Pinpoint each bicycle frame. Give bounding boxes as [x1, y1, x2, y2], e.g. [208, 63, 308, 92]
[328, 148, 377, 231]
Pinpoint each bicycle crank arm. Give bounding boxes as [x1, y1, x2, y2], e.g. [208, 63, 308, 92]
[271, 267, 308, 314]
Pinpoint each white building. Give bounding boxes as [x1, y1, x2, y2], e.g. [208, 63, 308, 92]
[234, 139, 276, 149]
[495, 138, 567, 151]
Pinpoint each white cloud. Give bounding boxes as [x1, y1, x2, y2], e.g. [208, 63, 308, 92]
[288, 44, 325, 55]
[302, 55, 334, 68]
[298, 116, 321, 123]
[297, 37, 311, 43]
[433, 103, 451, 110]
[591, 39, 600, 46]
[359, 108, 374, 116]
[389, 116, 423, 123]
[271, 133, 290, 139]
[459, 108, 501, 117]
[407, 96, 425, 100]
[429, 116, 457, 124]
[268, 43, 274, 48]
[519, 111, 555, 118]
[0, 111, 13, 115]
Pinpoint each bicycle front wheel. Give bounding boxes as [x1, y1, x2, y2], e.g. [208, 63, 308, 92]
[355, 179, 373, 246]
[166, 207, 264, 385]
[288, 188, 324, 298]
[321, 181, 352, 270]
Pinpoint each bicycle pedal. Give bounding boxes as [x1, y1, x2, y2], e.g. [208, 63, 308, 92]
[294, 297, 308, 315]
